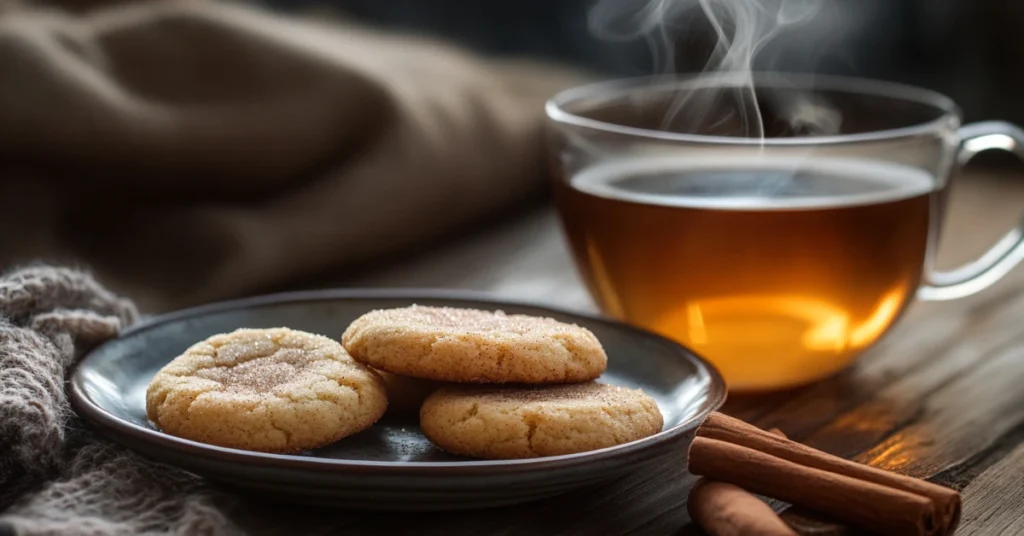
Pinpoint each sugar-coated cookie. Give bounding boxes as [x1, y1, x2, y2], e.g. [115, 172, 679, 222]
[419, 382, 663, 459]
[341, 305, 607, 383]
[146, 327, 387, 453]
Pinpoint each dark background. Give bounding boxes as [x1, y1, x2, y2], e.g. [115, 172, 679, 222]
[261, 0, 1024, 126]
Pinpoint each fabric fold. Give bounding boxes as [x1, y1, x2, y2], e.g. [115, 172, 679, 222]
[0, 1, 586, 311]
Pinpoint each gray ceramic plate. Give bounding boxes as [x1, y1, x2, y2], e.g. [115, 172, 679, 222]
[69, 289, 726, 511]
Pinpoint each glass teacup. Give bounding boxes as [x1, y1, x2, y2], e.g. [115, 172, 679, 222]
[546, 73, 1024, 391]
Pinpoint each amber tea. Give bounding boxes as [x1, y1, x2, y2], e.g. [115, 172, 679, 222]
[554, 156, 940, 390]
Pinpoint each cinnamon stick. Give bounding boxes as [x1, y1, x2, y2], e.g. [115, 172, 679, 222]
[698, 413, 960, 533]
[689, 436, 938, 536]
[688, 479, 797, 536]
[687, 426, 794, 536]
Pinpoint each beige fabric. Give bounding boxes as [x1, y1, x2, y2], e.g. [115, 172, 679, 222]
[0, 1, 586, 312]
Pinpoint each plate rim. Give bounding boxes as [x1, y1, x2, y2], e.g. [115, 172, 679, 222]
[70, 287, 727, 475]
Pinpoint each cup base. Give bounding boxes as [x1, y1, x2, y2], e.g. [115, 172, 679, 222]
[718, 357, 855, 393]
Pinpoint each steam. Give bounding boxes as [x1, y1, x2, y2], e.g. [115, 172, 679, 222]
[587, 0, 842, 140]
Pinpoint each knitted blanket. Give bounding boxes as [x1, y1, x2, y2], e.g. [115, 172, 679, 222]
[0, 266, 351, 536]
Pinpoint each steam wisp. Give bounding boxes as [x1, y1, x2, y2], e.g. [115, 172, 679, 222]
[587, 0, 842, 140]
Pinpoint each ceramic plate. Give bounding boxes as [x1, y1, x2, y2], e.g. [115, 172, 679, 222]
[69, 290, 726, 511]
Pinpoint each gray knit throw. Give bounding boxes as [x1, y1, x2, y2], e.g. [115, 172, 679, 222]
[0, 267, 360, 536]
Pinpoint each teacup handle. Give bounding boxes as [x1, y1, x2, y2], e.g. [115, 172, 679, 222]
[919, 121, 1024, 301]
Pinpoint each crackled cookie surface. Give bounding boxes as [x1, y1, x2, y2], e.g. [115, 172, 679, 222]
[420, 382, 663, 459]
[341, 305, 607, 383]
[146, 327, 387, 452]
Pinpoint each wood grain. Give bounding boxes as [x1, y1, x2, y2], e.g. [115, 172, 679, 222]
[328, 168, 1024, 535]
[958, 443, 1024, 535]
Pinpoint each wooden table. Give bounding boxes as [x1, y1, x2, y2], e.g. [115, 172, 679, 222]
[338, 168, 1024, 535]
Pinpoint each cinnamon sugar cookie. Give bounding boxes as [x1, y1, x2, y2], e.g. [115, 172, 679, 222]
[341, 305, 607, 383]
[146, 328, 387, 453]
[419, 382, 663, 459]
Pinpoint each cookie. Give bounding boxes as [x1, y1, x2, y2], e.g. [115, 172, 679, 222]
[375, 369, 442, 415]
[341, 305, 607, 383]
[419, 382, 663, 459]
[146, 327, 387, 453]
